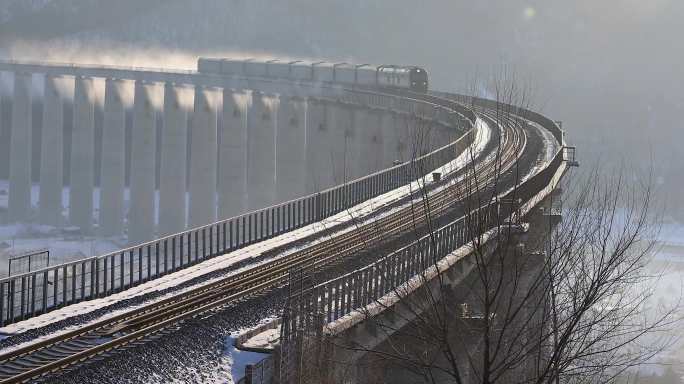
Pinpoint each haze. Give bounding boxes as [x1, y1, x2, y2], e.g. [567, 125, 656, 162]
[1, 1, 680, 219]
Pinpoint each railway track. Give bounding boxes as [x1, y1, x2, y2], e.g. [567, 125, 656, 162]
[0, 94, 530, 383]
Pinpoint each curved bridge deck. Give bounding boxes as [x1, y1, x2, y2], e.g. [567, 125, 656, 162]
[0, 60, 570, 383]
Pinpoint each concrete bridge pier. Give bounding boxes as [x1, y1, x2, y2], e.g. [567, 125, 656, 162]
[99, 78, 127, 236]
[276, 95, 307, 203]
[381, 111, 400, 166]
[128, 80, 158, 244]
[159, 82, 189, 235]
[330, 103, 354, 185]
[69, 76, 96, 233]
[7, 72, 33, 223]
[305, 99, 333, 193]
[352, 107, 374, 177]
[364, 108, 384, 174]
[404, 115, 422, 160]
[397, 113, 413, 163]
[188, 86, 219, 228]
[218, 89, 248, 219]
[38, 74, 65, 226]
[247, 91, 277, 210]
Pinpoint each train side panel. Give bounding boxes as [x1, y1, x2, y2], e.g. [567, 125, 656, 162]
[198, 58, 222, 74]
[312, 63, 334, 82]
[291, 62, 313, 81]
[356, 66, 379, 85]
[244, 61, 267, 78]
[220, 60, 245, 76]
[334, 66, 355, 83]
[267, 62, 291, 78]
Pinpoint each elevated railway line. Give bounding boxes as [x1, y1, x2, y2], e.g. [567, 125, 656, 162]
[0, 87, 545, 383]
[0, 55, 570, 383]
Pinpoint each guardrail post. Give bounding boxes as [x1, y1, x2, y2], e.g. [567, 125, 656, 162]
[128, 250, 134, 288]
[30, 274, 36, 317]
[8, 280, 15, 323]
[92, 259, 98, 298]
[0, 282, 5, 326]
[42, 271, 48, 313]
[71, 264, 77, 303]
[53, 269, 59, 307]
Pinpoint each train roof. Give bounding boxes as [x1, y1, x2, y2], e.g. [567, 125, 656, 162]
[197, 57, 427, 74]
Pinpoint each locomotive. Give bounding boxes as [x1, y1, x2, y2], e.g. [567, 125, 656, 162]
[197, 58, 429, 92]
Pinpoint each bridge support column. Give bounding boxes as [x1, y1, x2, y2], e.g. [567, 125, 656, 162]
[128, 81, 157, 244]
[218, 89, 248, 219]
[188, 86, 218, 228]
[360, 108, 384, 175]
[352, 107, 373, 178]
[159, 82, 189, 235]
[99, 78, 127, 236]
[38, 74, 65, 226]
[330, 103, 354, 185]
[305, 99, 333, 193]
[276, 95, 307, 202]
[247, 91, 277, 210]
[8, 72, 33, 223]
[348, 106, 365, 180]
[69, 76, 95, 233]
[382, 111, 400, 166]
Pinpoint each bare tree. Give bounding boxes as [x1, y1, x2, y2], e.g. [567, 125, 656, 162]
[290, 74, 680, 384]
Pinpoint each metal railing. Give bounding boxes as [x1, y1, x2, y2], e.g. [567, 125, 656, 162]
[281, 106, 567, 333]
[284, 149, 565, 332]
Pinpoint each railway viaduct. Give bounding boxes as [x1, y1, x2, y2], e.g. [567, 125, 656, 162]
[0, 59, 573, 383]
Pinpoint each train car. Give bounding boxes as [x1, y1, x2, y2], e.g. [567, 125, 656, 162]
[377, 65, 428, 92]
[220, 59, 246, 76]
[356, 64, 378, 85]
[332, 63, 355, 83]
[266, 60, 290, 78]
[196, 57, 429, 92]
[312, 62, 334, 82]
[289, 61, 316, 81]
[243, 59, 267, 78]
[197, 57, 222, 74]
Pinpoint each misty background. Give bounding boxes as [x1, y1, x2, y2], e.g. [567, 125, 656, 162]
[0, 0, 682, 218]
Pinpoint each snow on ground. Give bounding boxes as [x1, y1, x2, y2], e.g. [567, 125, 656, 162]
[0, 180, 128, 276]
[0, 226, 123, 277]
[521, 120, 561, 183]
[241, 327, 280, 350]
[658, 220, 684, 247]
[225, 336, 269, 384]
[0, 120, 493, 345]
